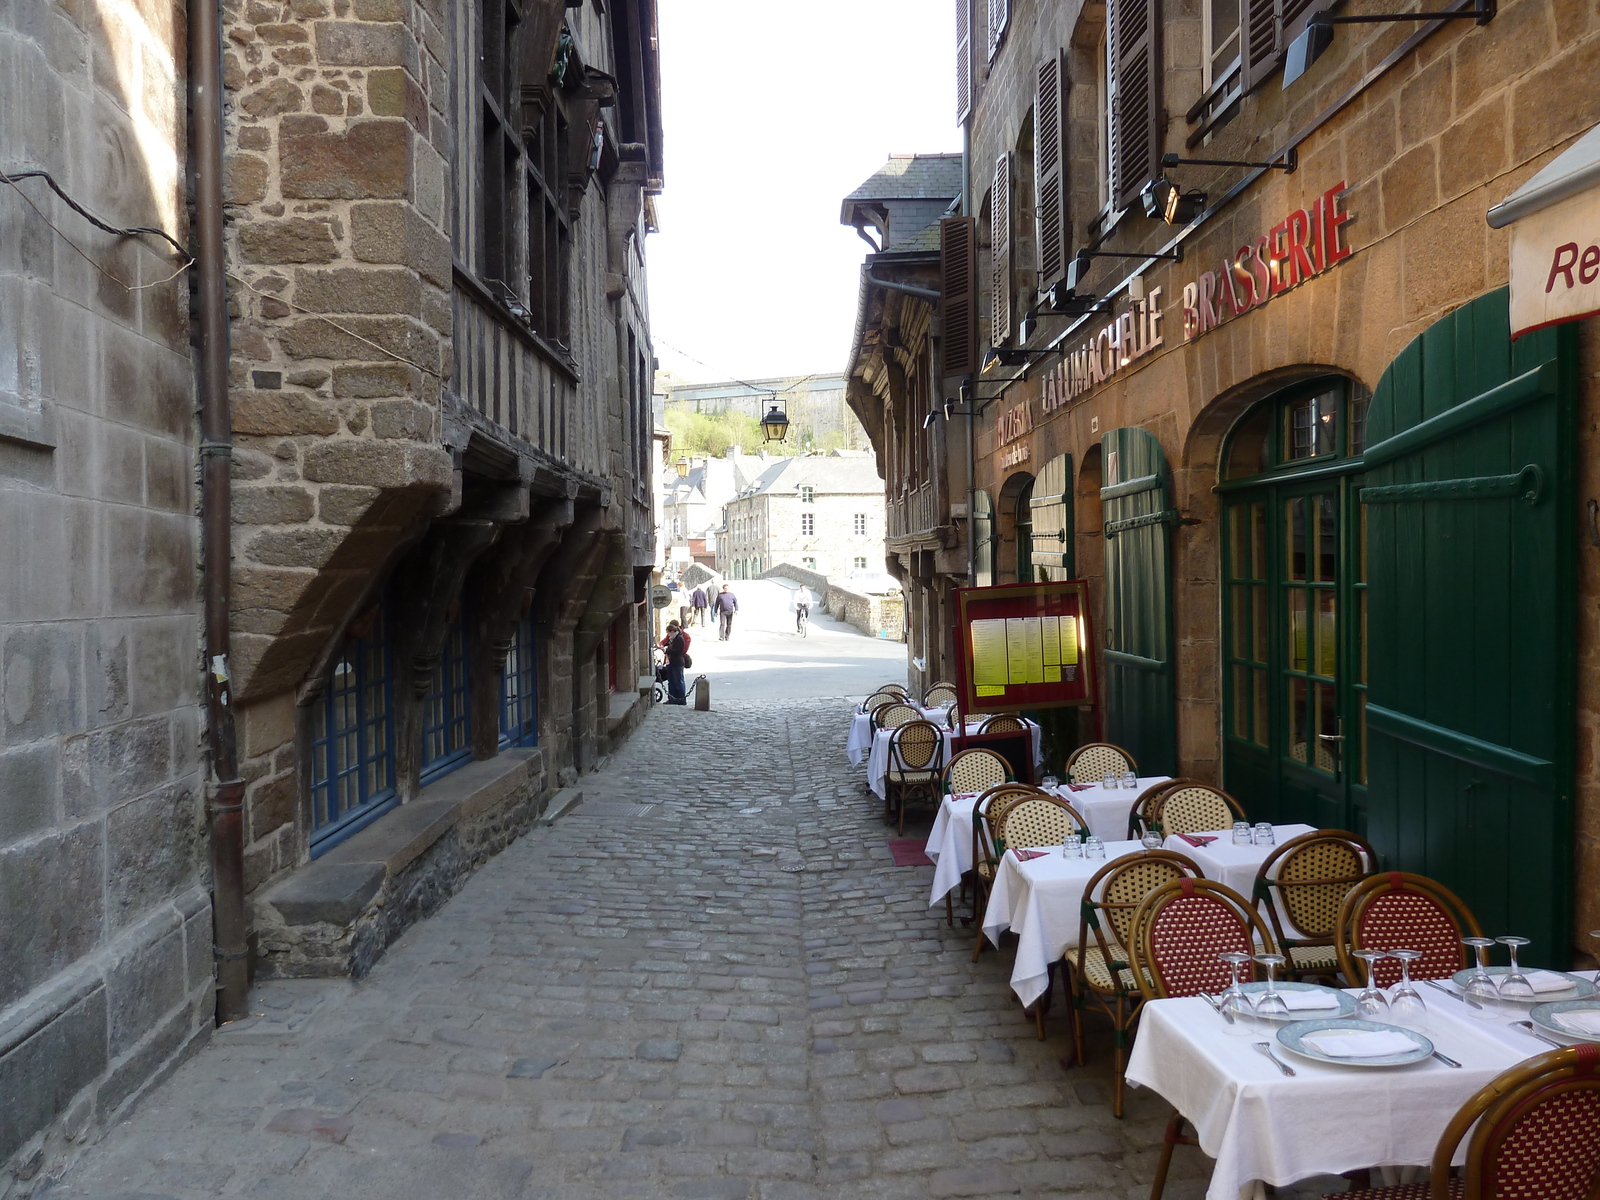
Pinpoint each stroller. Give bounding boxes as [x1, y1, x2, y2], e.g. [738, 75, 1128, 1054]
[651, 647, 670, 704]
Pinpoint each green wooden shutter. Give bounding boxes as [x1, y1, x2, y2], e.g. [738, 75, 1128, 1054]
[1363, 287, 1576, 965]
[1101, 427, 1177, 774]
[971, 489, 995, 586]
[1029, 452, 1073, 580]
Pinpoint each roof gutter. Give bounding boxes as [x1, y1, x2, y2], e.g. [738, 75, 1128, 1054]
[864, 270, 941, 302]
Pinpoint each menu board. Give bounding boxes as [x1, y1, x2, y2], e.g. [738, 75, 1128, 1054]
[952, 580, 1096, 714]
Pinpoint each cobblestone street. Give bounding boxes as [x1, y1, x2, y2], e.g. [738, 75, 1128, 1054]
[47, 699, 1220, 1200]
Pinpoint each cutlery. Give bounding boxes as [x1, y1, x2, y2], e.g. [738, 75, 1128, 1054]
[1252, 1041, 1296, 1076]
[1430, 1050, 1462, 1068]
[1198, 992, 1235, 1024]
[1424, 978, 1482, 1009]
[1510, 1020, 1566, 1049]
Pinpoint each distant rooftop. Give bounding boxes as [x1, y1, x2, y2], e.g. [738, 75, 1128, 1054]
[841, 154, 962, 255]
[841, 153, 963, 205]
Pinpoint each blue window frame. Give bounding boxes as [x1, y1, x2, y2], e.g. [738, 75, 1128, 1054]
[499, 614, 539, 747]
[421, 606, 472, 784]
[310, 606, 397, 855]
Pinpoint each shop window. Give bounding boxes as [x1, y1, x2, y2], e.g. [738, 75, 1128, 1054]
[421, 604, 472, 784]
[801, 513, 815, 536]
[853, 513, 867, 535]
[499, 613, 538, 748]
[310, 604, 397, 854]
[1284, 389, 1339, 461]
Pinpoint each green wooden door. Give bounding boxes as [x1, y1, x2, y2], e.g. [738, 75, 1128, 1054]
[1030, 453, 1074, 582]
[1363, 287, 1575, 966]
[1101, 428, 1177, 776]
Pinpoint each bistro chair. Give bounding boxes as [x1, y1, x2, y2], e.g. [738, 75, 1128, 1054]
[1151, 783, 1247, 837]
[1336, 870, 1484, 989]
[1125, 778, 1199, 839]
[885, 720, 944, 834]
[944, 747, 1010, 797]
[873, 701, 920, 731]
[1323, 1045, 1600, 1200]
[1252, 829, 1376, 982]
[923, 681, 958, 708]
[1132, 879, 1278, 1200]
[1068, 849, 1203, 1114]
[1065, 742, 1139, 784]
[878, 682, 911, 698]
[863, 685, 905, 707]
[979, 713, 1028, 734]
[968, 785, 1056, 960]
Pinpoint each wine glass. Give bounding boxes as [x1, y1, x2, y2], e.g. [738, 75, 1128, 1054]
[1461, 936, 1500, 1020]
[1140, 828, 1163, 850]
[1217, 951, 1255, 1036]
[1353, 949, 1391, 1020]
[1253, 953, 1289, 1023]
[1041, 774, 1059, 790]
[1496, 936, 1535, 1004]
[1387, 948, 1429, 1030]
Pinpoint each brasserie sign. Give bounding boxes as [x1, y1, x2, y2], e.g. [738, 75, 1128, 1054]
[1042, 288, 1166, 410]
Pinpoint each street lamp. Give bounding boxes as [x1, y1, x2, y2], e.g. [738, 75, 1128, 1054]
[761, 402, 790, 444]
[674, 454, 689, 478]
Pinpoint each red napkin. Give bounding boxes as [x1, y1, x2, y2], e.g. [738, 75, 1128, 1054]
[1012, 848, 1048, 861]
[1175, 833, 1218, 847]
[1066, 783, 1094, 792]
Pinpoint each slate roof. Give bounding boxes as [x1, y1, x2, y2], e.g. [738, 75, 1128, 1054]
[842, 154, 963, 204]
[735, 454, 884, 498]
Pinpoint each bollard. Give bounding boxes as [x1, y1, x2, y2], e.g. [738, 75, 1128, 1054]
[693, 675, 710, 711]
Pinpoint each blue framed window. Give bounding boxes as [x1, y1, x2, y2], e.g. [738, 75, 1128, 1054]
[421, 605, 472, 784]
[499, 614, 539, 747]
[310, 606, 397, 855]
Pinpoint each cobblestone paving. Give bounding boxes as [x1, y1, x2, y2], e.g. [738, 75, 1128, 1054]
[48, 699, 1336, 1200]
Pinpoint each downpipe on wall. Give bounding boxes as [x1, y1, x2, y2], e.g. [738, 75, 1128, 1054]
[191, 0, 250, 1025]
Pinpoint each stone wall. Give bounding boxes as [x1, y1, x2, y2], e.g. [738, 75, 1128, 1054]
[827, 586, 905, 642]
[0, 1, 213, 1187]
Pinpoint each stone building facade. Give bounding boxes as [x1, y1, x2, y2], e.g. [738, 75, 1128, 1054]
[1, 0, 663, 1185]
[716, 453, 886, 583]
[928, 0, 1600, 963]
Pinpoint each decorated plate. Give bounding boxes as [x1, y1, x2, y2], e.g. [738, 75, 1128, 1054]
[1449, 967, 1595, 1003]
[1239, 981, 1358, 1022]
[1529, 1000, 1600, 1044]
[1277, 1018, 1434, 1068]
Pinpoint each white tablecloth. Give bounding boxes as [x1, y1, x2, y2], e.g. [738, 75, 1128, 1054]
[847, 707, 946, 765]
[1162, 825, 1318, 896]
[1125, 991, 1544, 1200]
[1046, 777, 1172, 842]
[981, 839, 1146, 1007]
[865, 720, 1043, 800]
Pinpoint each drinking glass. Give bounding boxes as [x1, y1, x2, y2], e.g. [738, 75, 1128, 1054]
[1061, 833, 1082, 858]
[1102, 773, 1119, 790]
[1041, 775, 1059, 790]
[1353, 949, 1392, 1020]
[1121, 771, 1138, 790]
[1253, 953, 1289, 1022]
[1085, 837, 1106, 860]
[1141, 829, 1163, 851]
[1218, 951, 1255, 1036]
[1253, 822, 1275, 846]
[1592, 930, 1600, 987]
[1461, 936, 1501, 1020]
[1232, 821, 1253, 846]
[1496, 936, 1535, 1004]
[1387, 948, 1429, 1030]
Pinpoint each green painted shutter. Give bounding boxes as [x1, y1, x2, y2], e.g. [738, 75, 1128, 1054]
[971, 489, 995, 586]
[1029, 453, 1073, 580]
[1101, 427, 1177, 775]
[1363, 287, 1576, 966]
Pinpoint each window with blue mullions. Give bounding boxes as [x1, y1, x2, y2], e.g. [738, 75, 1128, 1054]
[421, 609, 472, 783]
[310, 607, 397, 854]
[499, 614, 538, 747]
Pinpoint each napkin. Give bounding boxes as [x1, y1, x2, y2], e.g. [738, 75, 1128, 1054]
[1300, 1029, 1419, 1058]
[1553, 1009, 1600, 1037]
[1066, 783, 1094, 792]
[1277, 990, 1342, 1011]
[1175, 833, 1218, 847]
[1524, 970, 1579, 994]
[1012, 848, 1048, 862]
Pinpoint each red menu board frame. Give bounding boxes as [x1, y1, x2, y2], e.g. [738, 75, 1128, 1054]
[951, 580, 1097, 716]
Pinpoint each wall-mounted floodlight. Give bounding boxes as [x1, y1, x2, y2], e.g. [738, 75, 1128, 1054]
[1284, 0, 1494, 87]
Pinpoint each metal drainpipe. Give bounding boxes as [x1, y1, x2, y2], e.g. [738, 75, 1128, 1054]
[191, 0, 249, 1025]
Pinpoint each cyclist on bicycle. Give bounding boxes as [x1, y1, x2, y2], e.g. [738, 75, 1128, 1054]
[790, 585, 817, 633]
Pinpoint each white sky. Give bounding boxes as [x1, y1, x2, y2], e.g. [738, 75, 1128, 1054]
[646, 0, 963, 387]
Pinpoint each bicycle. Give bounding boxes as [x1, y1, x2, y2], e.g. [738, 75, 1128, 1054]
[795, 605, 809, 638]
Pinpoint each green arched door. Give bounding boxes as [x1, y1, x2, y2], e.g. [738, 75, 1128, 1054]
[1363, 287, 1576, 965]
[1101, 428, 1177, 776]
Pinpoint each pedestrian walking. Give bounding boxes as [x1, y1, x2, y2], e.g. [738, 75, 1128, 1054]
[659, 620, 689, 705]
[690, 585, 708, 626]
[713, 584, 739, 641]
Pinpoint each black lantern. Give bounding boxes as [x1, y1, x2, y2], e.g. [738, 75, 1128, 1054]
[760, 403, 790, 443]
[674, 454, 689, 478]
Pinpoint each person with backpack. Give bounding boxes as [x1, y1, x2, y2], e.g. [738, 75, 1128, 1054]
[713, 584, 739, 641]
[659, 620, 690, 705]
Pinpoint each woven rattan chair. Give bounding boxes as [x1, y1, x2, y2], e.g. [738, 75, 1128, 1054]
[923, 682, 958, 708]
[1065, 742, 1138, 784]
[979, 713, 1027, 734]
[885, 720, 944, 834]
[873, 701, 920, 731]
[1125, 778, 1198, 839]
[1133, 879, 1278, 1200]
[863, 688, 903, 712]
[1336, 870, 1484, 989]
[942, 780, 1035, 930]
[1253, 829, 1375, 981]
[1151, 783, 1247, 837]
[969, 786, 1061, 961]
[1322, 1045, 1600, 1200]
[944, 748, 1009, 796]
[946, 704, 963, 730]
[878, 682, 911, 698]
[1069, 849, 1203, 1113]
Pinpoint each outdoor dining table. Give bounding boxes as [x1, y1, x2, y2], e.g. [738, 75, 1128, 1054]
[864, 718, 1043, 800]
[846, 706, 946, 765]
[924, 776, 1172, 908]
[1162, 824, 1317, 895]
[981, 824, 1315, 1009]
[1125, 989, 1550, 1200]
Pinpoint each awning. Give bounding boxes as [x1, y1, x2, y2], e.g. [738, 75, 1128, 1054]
[1486, 122, 1600, 228]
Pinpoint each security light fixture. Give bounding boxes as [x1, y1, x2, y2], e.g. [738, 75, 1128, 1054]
[1283, 0, 1494, 88]
[981, 346, 1058, 373]
[1067, 246, 1184, 292]
[922, 410, 938, 430]
[1161, 150, 1297, 173]
[1041, 282, 1116, 319]
[674, 454, 689, 478]
[760, 403, 790, 443]
[1140, 177, 1207, 226]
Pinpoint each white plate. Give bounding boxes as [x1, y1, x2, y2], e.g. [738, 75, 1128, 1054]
[1277, 1018, 1434, 1068]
